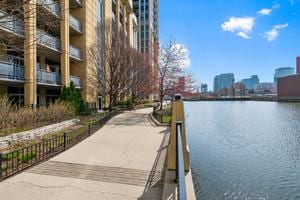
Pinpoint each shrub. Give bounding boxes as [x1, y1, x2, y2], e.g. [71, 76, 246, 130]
[0, 96, 76, 137]
[116, 97, 133, 108]
[59, 82, 89, 115]
[0, 95, 13, 131]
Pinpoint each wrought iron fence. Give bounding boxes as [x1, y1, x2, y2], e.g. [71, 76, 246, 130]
[0, 109, 123, 181]
[152, 107, 172, 124]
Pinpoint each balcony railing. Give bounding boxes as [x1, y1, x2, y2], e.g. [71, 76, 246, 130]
[37, 0, 61, 17]
[70, 75, 82, 88]
[0, 61, 24, 81]
[0, 10, 24, 36]
[70, 0, 83, 7]
[69, 45, 82, 60]
[37, 29, 61, 51]
[69, 15, 82, 33]
[37, 69, 61, 85]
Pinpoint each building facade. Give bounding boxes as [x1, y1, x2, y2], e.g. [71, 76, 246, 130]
[213, 73, 234, 93]
[132, 0, 159, 99]
[277, 56, 300, 99]
[241, 75, 259, 91]
[200, 83, 208, 93]
[254, 82, 277, 94]
[0, 0, 136, 108]
[274, 67, 295, 84]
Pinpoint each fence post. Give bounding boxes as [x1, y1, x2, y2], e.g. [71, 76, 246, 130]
[88, 124, 91, 136]
[63, 132, 67, 150]
[0, 153, 2, 180]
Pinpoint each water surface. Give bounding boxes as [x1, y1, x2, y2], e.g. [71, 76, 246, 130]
[185, 101, 300, 200]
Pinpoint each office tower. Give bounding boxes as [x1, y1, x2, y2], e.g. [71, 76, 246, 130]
[274, 67, 295, 84]
[213, 73, 235, 93]
[241, 75, 259, 90]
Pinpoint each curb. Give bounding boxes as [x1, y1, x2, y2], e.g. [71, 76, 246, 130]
[150, 113, 171, 127]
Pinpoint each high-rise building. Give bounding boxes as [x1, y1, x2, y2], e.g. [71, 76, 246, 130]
[213, 73, 234, 93]
[133, 0, 158, 55]
[274, 67, 295, 83]
[200, 83, 208, 93]
[0, 0, 136, 109]
[241, 75, 259, 90]
[133, 0, 159, 99]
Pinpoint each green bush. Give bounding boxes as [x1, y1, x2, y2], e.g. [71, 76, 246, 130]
[116, 98, 133, 108]
[59, 82, 89, 115]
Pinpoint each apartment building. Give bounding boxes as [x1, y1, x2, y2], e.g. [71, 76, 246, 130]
[133, 0, 159, 99]
[0, 0, 137, 109]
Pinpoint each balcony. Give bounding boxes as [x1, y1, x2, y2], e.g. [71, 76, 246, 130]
[37, 0, 61, 17]
[70, 0, 83, 8]
[37, 69, 61, 85]
[70, 75, 82, 88]
[69, 15, 82, 34]
[37, 29, 61, 52]
[0, 10, 24, 36]
[0, 61, 24, 82]
[69, 45, 82, 61]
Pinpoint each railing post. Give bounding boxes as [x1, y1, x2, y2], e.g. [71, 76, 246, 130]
[0, 153, 2, 180]
[63, 132, 67, 150]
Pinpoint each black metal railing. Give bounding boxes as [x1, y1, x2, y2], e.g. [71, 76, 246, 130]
[0, 109, 123, 181]
[176, 121, 187, 200]
[152, 107, 172, 124]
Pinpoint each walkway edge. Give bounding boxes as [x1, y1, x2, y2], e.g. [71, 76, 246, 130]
[150, 113, 171, 127]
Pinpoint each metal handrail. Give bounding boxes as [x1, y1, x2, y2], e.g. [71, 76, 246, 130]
[176, 121, 187, 200]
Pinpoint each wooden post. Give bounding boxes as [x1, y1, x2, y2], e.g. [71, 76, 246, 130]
[167, 94, 190, 171]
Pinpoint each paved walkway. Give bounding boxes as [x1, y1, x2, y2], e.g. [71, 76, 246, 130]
[0, 108, 170, 200]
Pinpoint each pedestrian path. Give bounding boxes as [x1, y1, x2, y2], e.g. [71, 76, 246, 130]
[0, 108, 170, 200]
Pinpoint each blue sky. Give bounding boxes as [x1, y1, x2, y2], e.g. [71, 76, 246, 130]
[159, 0, 300, 90]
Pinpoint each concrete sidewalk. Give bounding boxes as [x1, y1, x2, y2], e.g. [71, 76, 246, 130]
[0, 108, 170, 200]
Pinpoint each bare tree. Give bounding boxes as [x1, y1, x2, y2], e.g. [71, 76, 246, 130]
[157, 40, 188, 110]
[130, 49, 153, 104]
[89, 21, 134, 111]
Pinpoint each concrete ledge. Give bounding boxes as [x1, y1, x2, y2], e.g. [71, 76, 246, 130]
[150, 113, 171, 127]
[162, 168, 196, 200]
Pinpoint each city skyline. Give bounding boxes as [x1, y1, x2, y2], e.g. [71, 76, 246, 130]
[159, 0, 300, 90]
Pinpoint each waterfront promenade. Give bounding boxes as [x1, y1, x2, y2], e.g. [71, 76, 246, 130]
[0, 108, 170, 200]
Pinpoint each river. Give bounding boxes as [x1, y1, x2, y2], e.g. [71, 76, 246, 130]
[185, 101, 300, 200]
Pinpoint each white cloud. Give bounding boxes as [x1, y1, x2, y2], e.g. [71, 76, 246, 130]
[258, 8, 272, 15]
[221, 17, 255, 39]
[237, 32, 250, 39]
[178, 45, 191, 68]
[169, 44, 191, 68]
[272, 3, 281, 10]
[263, 23, 289, 41]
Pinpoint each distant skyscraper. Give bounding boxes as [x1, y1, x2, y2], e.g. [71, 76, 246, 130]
[274, 67, 295, 83]
[201, 83, 208, 93]
[213, 73, 235, 93]
[242, 75, 259, 90]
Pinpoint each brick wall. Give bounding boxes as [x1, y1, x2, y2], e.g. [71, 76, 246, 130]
[278, 74, 300, 97]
